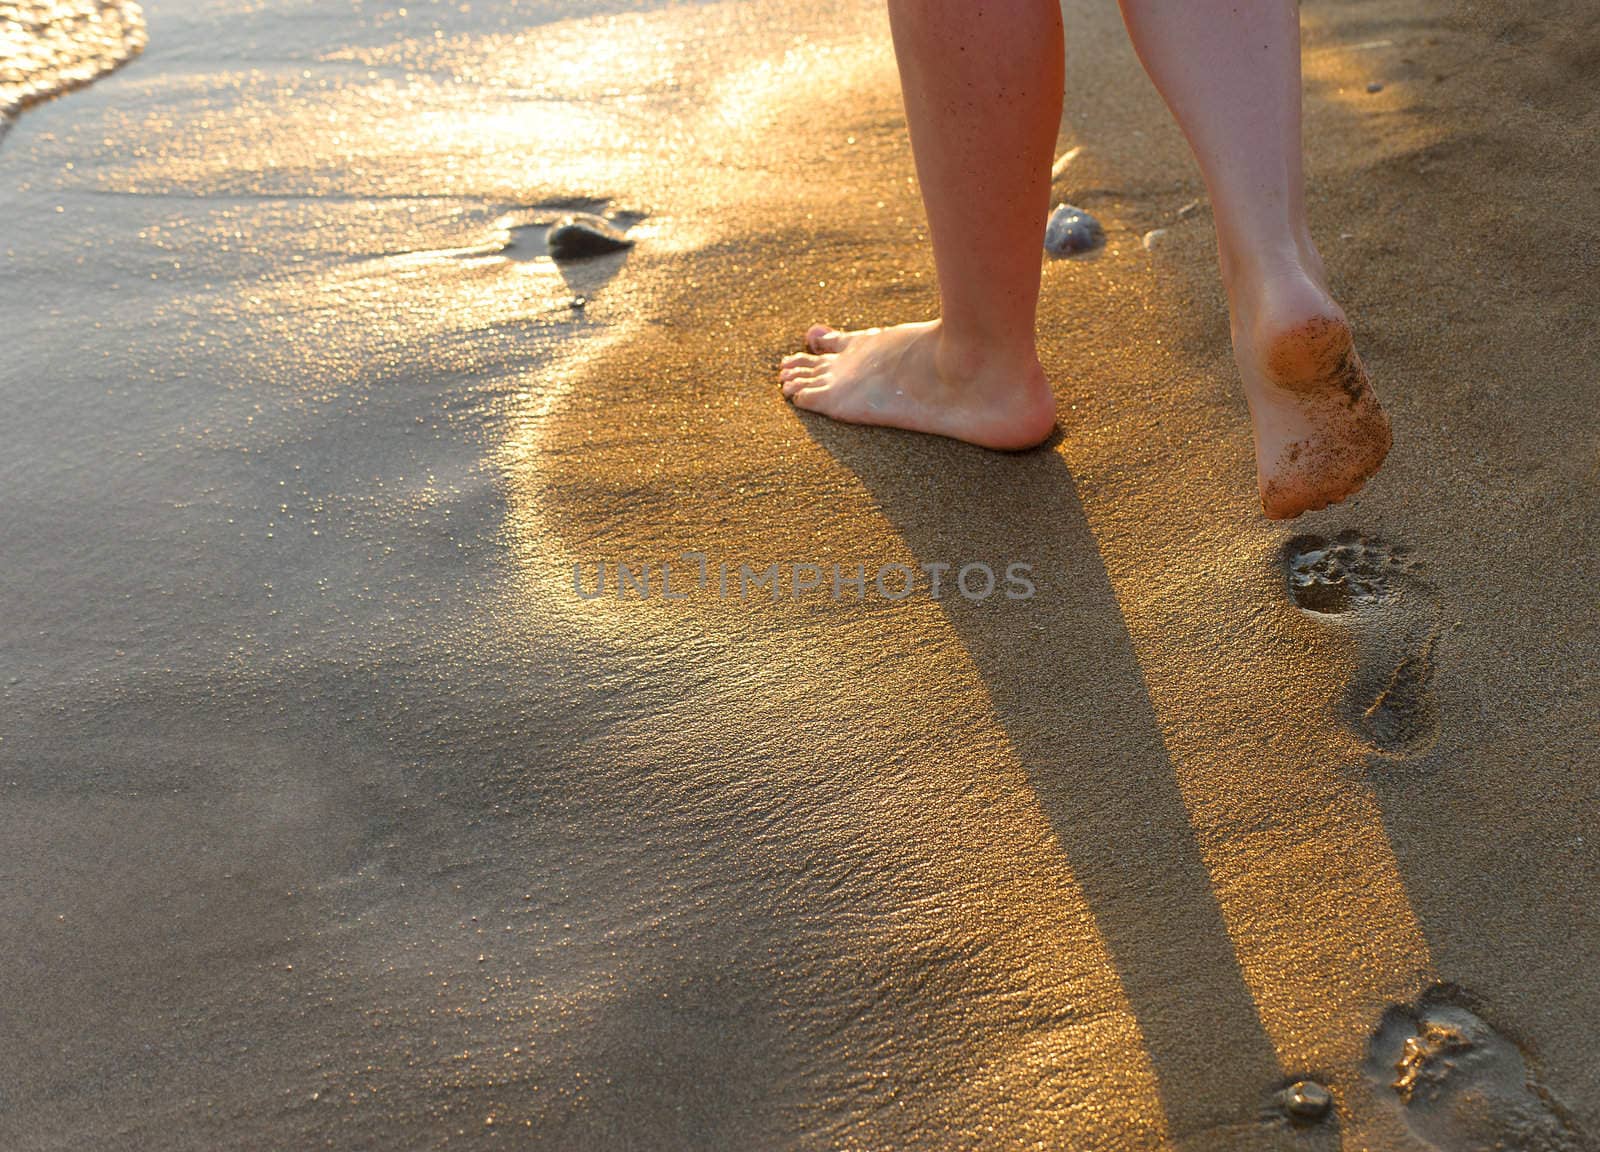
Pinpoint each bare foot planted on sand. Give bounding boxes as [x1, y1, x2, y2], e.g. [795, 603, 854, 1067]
[1232, 271, 1393, 520]
[779, 272, 1389, 518]
[778, 320, 1058, 452]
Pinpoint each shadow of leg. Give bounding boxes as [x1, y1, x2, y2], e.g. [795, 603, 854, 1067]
[803, 424, 1285, 1138]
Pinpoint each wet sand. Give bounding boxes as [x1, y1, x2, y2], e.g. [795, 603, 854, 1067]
[2, 0, 1597, 1148]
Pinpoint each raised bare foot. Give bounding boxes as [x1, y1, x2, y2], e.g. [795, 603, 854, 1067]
[1232, 269, 1392, 519]
[777, 320, 1057, 451]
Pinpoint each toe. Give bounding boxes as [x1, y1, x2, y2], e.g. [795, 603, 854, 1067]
[779, 362, 826, 383]
[806, 325, 848, 354]
[790, 380, 855, 416]
[789, 382, 828, 409]
[780, 352, 823, 372]
[781, 368, 828, 398]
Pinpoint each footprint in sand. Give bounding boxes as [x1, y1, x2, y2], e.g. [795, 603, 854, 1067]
[1282, 530, 1441, 757]
[1363, 986, 1588, 1152]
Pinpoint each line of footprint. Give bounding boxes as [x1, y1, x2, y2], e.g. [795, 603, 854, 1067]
[1277, 535, 1589, 1148]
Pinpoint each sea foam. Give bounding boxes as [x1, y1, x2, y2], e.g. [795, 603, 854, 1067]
[0, 0, 146, 136]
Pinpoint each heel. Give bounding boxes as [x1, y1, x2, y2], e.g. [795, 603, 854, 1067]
[1264, 314, 1361, 398]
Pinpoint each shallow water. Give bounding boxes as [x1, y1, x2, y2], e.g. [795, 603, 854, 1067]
[0, 0, 145, 131]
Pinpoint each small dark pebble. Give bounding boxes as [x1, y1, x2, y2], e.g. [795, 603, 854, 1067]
[1044, 203, 1103, 256]
[546, 213, 633, 261]
[1367, 81, 1384, 93]
[1280, 1079, 1332, 1121]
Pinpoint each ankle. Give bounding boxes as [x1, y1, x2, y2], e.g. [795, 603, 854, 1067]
[1219, 233, 1324, 298]
[1224, 257, 1341, 347]
[931, 321, 1040, 383]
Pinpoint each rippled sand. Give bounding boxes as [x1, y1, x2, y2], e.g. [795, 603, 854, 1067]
[2, 0, 1597, 1148]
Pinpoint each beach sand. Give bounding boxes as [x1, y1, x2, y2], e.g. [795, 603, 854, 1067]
[1, 0, 1597, 1147]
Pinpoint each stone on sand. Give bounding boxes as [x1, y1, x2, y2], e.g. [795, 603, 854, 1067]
[547, 213, 633, 261]
[1044, 203, 1104, 256]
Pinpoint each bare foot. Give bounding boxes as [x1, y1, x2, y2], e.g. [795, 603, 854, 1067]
[778, 320, 1057, 451]
[1232, 270, 1392, 519]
